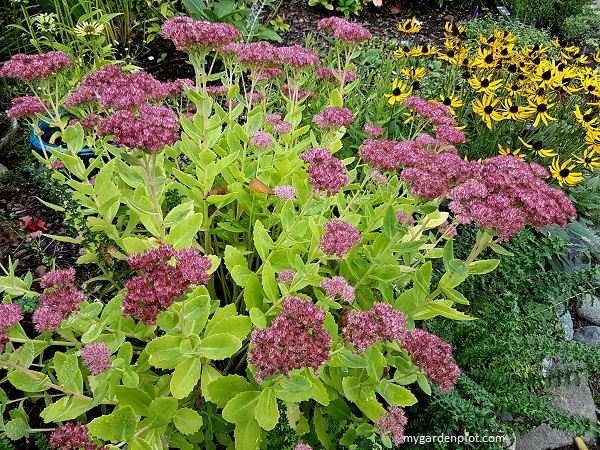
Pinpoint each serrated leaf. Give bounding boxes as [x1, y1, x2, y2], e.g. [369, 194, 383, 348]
[173, 408, 203, 435]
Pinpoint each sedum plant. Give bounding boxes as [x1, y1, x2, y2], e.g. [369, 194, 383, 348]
[0, 16, 578, 450]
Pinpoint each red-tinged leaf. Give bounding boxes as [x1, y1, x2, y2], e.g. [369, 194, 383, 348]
[17, 216, 49, 232]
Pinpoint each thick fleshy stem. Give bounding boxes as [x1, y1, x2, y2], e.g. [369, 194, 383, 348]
[140, 152, 167, 243]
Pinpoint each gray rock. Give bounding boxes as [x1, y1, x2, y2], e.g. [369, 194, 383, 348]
[0, 163, 7, 174]
[556, 304, 574, 341]
[516, 374, 598, 450]
[573, 325, 600, 347]
[562, 241, 591, 273]
[577, 294, 600, 326]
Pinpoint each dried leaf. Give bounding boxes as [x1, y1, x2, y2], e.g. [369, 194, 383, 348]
[444, 15, 455, 22]
[248, 178, 274, 195]
[204, 186, 228, 200]
[390, 6, 400, 14]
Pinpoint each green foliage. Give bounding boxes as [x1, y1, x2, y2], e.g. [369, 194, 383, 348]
[561, 6, 600, 39]
[0, 437, 16, 450]
[504, 0, 595, 35]
[464, 15, 554, 50]
[407, 225, 600, 445]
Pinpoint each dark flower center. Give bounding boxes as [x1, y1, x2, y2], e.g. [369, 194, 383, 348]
[557, 63, 566, 71]
[588, 85, 596, 92]
[510, 84, 519, 91]
[508, 64, 518, 73]
[484, 105, 494, 114]
[585, 157, 592, 163]
[481, 79, 490, 88]
[412, 81, 420, 90]
[447, 50, 455, 58]
[537, 104, 547, 113]
[532, 44, 540, 52]
[462, 71, 472, 79]
[583, 114, 593, 122]
[509, 105, 519, 113]
[537, 88, 545, 96]
[559, 168, 570, 177]
[443, 97, 452, 105]
[541, 70, 552, 80]
[500, 48, 509, 56]
[392, 87, 402, 96]
[533, 141, 543, 150]
[484, 54, 494, 64]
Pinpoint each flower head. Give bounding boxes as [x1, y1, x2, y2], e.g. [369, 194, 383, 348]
[248, 297, 332, 383]
[402, 328, 460, 392]
[319, 276, 355, 302]
[49, 422, 107, 450]
[364, 123, 385, 137]
[342, 302, 407, 353]
[73, 21, 105, 37]
[319, 219, 361, 260]
[276, 270, 296, 284]
[316, 67, 357, 83]
[313, 107, 355, 131]
[123, 245, 212, 325]
[97, 104, 179, 152]
[7, 96, 49, 119]
[376, 406, 408, 445]
[318, 17, 372, 44]
[272, 120, 292, 133]
[0, 304, 23, 329]
[81, 342, 112, 376]
[0, 51, 73, 82]
[161, 17, 241, 52]
[359, 138, 401, 172]
[276, 46, 320, 68]
[250, 131, 273, 148]
[274, 185, 296, 200]
[299, 147, 350, 196]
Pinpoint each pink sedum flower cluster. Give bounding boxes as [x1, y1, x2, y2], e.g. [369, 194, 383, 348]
[403, 95, 455, 125]
[359, 138, 402, 172]
[402, 328, 460, 393]
[276, 45, 320, 68]
[49, 422, 107, 450]
[123, 245, 212, 325]
[318, 17, 373, 45]
[250, 131, 273, 148]
[161, 16, 241, 52]
[8, 96, 49, 119]
[97, 104, 179, 152]
[364, 123, 385, 137]
[294, 444, 313, 450]
[396, 211, 415, 227]
[281, 84, 316, 101]
[342, 302, 407, 353]
[319, 219, 361, 259]
[81, 342, 112, 376]
[313, 106, 355, 131]
[221, 41, 279, 68]
[0, 51, 73, 82]
[319, 276, 355, 302]
[274, 185, 296, 200]
[248, 296, 332, 383]
[448, 156, 577, 240]
[299, 147, 350, 196]
[0, 304, 22, 352]
[33, 268, 86, 333]
[375, 405, 408, 445]
[316, 67, 357, 83]
[276, 269, 296, 284]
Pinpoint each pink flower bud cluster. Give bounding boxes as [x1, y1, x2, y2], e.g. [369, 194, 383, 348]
[97, 103, 179, 152]
[364, 123, 385, 137]
[33, 268, 86, 333]
[375, 405, 408, 445]
[402, 328, 460, 393]
[274, 185, 296, 199]
[0, 304, 22, 352]
[299, 147, 350, 196]
[396, 212, 415, 227]
[69, 114, 102, 130]
[370, 169, 389, 185]
[433, 124, 466, 144]
[49, 422, 107, 450]
[7, 96, 49, 119]
[276, 269, 296, 284]
[81, 342, 112, 376]
[0, 51, 73, 82]
[313, 107, 355, 131]
[276, 45, 321, 68]
[359, 138, 402, 172]
[255, 68, 284, 80]
[123, 245, 212, 325]
[294, 444, 313, 450]
[221, 41, 279, 67]
[342, 302, 407, 354]
[250, 130, 273, 148]
[439, 221, 458, 238]
[66, 65, 192, 111]
[319, 276, 355, 302]
[206, 85, 229, 96]
[448, 156, 577, 240]
[318, 17, 373, 45]
[272, 120, 292, 133]
[403, 96, 454, 125]
[319, 219, 361, 260]
[248, 296, 332, 383]
[316, 67, 357, 83]
[161, 16, 241, 52]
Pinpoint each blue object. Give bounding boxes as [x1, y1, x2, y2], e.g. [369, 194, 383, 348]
[29, 120, 94, 157]
[473, 6, 479, 18]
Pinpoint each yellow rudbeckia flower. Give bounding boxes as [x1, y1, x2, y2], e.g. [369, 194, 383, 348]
[550, 157, 583, 186]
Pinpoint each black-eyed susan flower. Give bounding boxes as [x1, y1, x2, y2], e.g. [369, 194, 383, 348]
[494, 29, 517, 42]
[444, 22, 466, 40]
[527, 99, 556, 127]
[437, 45, 460, 65]
[550, 157, 583, 186]
[506, 82, 523, 97]
[518, 136, 557, 158]
[585, 131, 600, 152]
[573, 149, 600, 171]
[496, 43, 516, 59]
[581, 76, 600, 97]
[499, 98, 534, 121]
[472, 94, 503, 129]
[397, 18, 422, 34]
[498, 144, 525, 158]
[472, 47, 496, 68]
[595, 50, 600, 64]
[439, 93, 463, 115]
[401, 66, 427, 81]
[393, 44, 413, 59]
[468, 75, 503, 95]
[574, 105, 599, 131]
[384, 78, 412, 105]
[420, 44, 438, 56]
